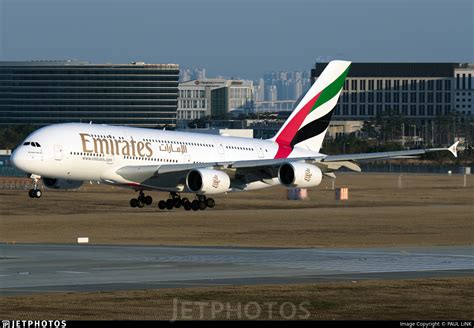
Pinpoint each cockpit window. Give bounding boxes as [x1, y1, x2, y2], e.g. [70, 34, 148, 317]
[23, 142, 41, 147]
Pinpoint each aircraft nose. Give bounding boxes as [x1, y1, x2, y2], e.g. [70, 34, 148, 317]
[10, 147, 26, 171]
[10, 148, 20, 168]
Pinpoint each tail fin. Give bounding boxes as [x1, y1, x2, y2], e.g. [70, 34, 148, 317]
[271, 60, 351, 158]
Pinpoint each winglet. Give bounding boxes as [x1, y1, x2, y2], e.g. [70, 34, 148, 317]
[448, 141, 459, 158]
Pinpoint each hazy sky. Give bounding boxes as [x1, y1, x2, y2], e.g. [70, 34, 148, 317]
[1, 0, 473, 79]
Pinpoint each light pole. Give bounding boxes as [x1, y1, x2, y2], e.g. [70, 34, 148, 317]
[411, 124, 416, 145]
[431, 120, 435, 146]
[453, 115, 456, 143]
[401, 123, 405, 148]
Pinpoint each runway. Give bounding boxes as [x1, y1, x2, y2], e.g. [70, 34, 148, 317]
[0, 243, 473, 296]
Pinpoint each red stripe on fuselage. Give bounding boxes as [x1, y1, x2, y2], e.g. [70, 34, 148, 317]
[274, 92, 321, 159]
[274, 145, 293, 159]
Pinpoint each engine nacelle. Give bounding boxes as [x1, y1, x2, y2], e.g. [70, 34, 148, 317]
[278, 162, 323, 188]
[43, 178, 84, 190]
[186, 169, 231, 195]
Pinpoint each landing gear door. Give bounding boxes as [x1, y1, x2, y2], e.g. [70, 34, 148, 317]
[54, 144, 63, 161]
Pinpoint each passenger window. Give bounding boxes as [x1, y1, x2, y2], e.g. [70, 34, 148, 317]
[23, 142, 30, 146]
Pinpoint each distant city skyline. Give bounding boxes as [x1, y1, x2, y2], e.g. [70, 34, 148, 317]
[1, 0, 473, 79]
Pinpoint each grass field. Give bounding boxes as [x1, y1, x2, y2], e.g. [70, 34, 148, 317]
[1, 173, 472, 247]
[1, 173, 472, 320]
[1, 277, 473, 320]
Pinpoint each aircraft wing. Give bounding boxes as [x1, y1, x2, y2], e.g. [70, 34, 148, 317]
[113, 142, 458, 190]
[321, 141, 458, 163]
[115, 157, 322, 182]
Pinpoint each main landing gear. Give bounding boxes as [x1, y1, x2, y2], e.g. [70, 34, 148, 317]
[129, 191, 216, 211]
[157, 193, 215, 211]
[130, 191, 153, 208]
[28, 174, 42, 198]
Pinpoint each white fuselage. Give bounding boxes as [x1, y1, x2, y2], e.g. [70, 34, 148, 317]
[11, 123, 319, 192]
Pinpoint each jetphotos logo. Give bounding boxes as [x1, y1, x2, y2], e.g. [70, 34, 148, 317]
[171, 298, 311, 320]
[1, 321, 66, 328]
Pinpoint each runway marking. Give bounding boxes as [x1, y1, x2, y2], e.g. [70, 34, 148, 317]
[145, 282, 232, 286]
[90, 265, 173, 271]
[57, 271, 90, 274]
[297, 250, 474, 258]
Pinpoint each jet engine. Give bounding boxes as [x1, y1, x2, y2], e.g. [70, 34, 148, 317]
[186, 169, 231, 195]
[278, 162, 323, 188]
[43, 178, 84, 190]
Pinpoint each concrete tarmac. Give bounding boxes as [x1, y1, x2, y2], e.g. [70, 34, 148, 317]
[0, 244, 473, 296]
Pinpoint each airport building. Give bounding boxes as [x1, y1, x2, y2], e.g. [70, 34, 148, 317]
[177, 79, 253, 124]
[454, 64, 474, 116]
[0, 60, 180, 127]
[311, 62, 473, 120]
[249, 118, 363, 140]
[176, 127, 253, 138]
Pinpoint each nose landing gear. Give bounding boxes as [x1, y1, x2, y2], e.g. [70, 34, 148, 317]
[28, 174, 42, 198]
[28, 189, 42, 198]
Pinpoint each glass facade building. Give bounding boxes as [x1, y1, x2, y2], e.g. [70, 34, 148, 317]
[311, 63, 459, 121]
[0, 61, 180, 127]
[177, 79, 254, 123]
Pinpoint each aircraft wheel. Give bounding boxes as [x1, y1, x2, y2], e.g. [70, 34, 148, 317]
[166, 199, 174, 210]
[180, 197, 189, 206]
[158, 200, 166, 210]
[206, 198, 215, 208]
[183, 201, 192, 211]
[28, 189, 35, 198]
[174, 198, 182, 208]
[198, 201, 207, 210]
[191, 200, 200, 211]
[130, 198, 139, 208]
[34, 190, 42, 198]
[145, 195, 153, 206]
[137, 200, 145, 208]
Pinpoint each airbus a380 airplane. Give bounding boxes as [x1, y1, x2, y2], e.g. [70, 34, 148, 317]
[11, 61, 459, 211]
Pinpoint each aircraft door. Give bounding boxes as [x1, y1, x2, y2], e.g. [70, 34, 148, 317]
[254, 142, 265, 158]
[214, 139, 226, 161]
[54, 144, 63, 161]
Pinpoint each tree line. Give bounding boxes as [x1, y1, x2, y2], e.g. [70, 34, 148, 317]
[0, 125, 37, 150]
